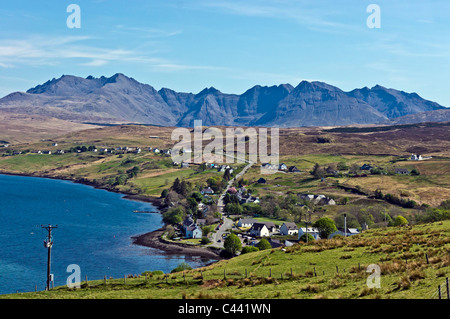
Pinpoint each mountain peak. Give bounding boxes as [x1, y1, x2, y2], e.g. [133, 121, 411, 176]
[198, 87, 221, 95]
[5, 74, 446, 128]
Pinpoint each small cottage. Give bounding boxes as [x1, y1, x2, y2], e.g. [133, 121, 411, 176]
[249, 223, 270, 237]
[280, 222, 299, 236]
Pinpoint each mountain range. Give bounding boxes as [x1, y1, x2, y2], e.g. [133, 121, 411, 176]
[0, 73, 448, 127]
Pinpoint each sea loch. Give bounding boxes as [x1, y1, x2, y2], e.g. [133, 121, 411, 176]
[0, 174, 211, 295]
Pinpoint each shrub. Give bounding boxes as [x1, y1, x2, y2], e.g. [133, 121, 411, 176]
[171, 262, 192, 273]
[393, 215, 408, 227]
[256, 238, 272, 250]
[200, 237, 211, 245]
[299, 233, 315, 243]
[241, 246, 259, 254]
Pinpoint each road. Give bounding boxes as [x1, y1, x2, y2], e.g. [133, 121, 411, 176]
[210, 159, 253, 248]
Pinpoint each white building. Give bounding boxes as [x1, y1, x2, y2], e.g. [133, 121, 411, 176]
[280, 222, 299, 236]
[249, 223, 270, 237]
[298, 227, 320, 240]
[237, 218, 257, 228]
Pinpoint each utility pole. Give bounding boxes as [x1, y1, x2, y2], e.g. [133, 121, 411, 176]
[344, 214, 347, 237]
[41, 224, 57, 291]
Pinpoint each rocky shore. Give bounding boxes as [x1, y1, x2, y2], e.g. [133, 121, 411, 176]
[132, 228, 223, 260]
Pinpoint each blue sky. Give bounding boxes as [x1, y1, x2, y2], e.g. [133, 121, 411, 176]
[1, 0, 450, 106]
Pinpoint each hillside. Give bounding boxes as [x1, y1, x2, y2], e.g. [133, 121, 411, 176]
[0, 74, 446, 127]
[3, 220, 449, 299]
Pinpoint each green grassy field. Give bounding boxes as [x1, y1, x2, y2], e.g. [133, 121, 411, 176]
[3, 220, 449, 299]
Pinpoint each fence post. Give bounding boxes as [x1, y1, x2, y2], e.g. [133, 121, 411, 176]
[446, 277, 449, 300]
[426, 254, 429, 264]
[438, 285, 441, 299]
[224, 269, 226, 280]
[269, 268, 272, 277]
[85, 275, 88, 287]
[314, 267, 317, 277]
[336, 265, 339, 273]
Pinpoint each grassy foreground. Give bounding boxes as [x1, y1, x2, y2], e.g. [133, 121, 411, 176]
[3, 220, 450, 299]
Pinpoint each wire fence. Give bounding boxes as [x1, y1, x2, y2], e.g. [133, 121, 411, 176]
[429, 277, 449, 299]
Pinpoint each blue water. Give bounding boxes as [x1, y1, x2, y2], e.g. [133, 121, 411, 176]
[0, 174, 216, 295]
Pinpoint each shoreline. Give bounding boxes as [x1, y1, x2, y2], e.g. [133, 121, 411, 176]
[0, 170, 222, 260]
[132, 228, 223, 260]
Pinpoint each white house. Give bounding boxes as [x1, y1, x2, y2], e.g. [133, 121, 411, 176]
[329, 228, 360, 238]
[249, 223, 270, 237]
[237, 218, 257, 228]
[298, 227, 320, 240]
[201, 187, 214, 195]
[280, 222, 298, 236]
[185, 225, 202, 239]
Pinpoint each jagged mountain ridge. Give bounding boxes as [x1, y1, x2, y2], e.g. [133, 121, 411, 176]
[0, 73, 446, 127]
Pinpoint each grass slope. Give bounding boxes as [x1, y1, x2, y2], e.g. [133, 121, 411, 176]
[4, 220, 449, 299]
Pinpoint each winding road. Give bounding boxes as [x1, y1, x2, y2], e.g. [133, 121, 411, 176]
[210, 157, 254, 248]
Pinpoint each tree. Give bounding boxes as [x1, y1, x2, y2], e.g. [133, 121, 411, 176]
[314, 217, 337, 239]
[311, 163, 325, 179]
[223, 168, 232, 181]
[225, 202, 243, 215]
[393, 215, 408, 227]
[224, 233, 242, 256]
[162, 206, 185, 225]
[127, 166, 140, 178]
[165, 225, 176, 239]
[172, 178, 181, 194]
[191, 191, 203, 202]
[256, 238, 271, 250]
[160, 189, 169, 199]
[334, 213, 360, 229]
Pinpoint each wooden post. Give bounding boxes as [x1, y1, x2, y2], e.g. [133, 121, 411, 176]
[104, 275, 107, 285]
[426, 254, 429, 264]
[269, 268, 272, 277]
[447, 277, 449, 300]
[313, 267, 317, 277]
[85, 275, 88, 287]
[438, 285, 441, 299]
[224, 269, 226, 280]
[336, 265, 339, 273]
